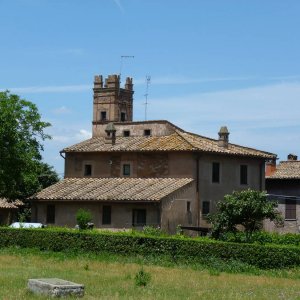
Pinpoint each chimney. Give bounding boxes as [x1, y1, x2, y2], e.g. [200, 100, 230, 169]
[266, 159, 276, 176]
[105, 123, 116, 145]
[218, 126, 229, 148]
[288, 153, 298, 161]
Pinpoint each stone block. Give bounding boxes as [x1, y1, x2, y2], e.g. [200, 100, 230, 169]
[28, 278, 84, 297]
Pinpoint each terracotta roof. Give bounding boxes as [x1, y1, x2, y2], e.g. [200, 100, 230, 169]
[30, 177, 194, 202]
[266, 161, 300, 179]
[0, 198, 24, 209]
[62, 129, 275, 159]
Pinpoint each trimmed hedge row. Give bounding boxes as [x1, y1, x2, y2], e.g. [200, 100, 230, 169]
[220, 231, 300, 246]
[0, 227, 300, 269]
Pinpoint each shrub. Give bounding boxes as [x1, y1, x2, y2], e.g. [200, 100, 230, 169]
[135, 268, 151, 287]
[76, 209, 92, 230]
[142, 226, 164, 237]
[0, 227, 300, 269]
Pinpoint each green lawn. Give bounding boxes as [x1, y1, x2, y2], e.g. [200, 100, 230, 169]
[0, 248, 300, 300]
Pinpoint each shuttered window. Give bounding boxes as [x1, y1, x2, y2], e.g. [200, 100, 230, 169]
[285, 200, 296, 220]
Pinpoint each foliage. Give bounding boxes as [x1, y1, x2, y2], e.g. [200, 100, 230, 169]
[0, 227, 300, 269]
[135, 267, 151, 287]
[220, 231, 300, 246]
[0, 91, 52, 200]
[142, 226, 165, 237]
[208, 189, 283, 241]
[76, 209, 92, 230]
[37, 162, 60, 189]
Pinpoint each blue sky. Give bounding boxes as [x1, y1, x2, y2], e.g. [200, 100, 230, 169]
[1, 0, 300, 176]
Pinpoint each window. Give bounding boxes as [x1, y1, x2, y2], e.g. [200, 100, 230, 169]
[187, 201, 191, 212]
[123, 130, 130, 137]
[202, 201, 210, 215]
[123, 164, 131, 176]
[102, 205, 111, 224]
[144, 129, 151, 136]
[132, 209, 146, 226]
[121, 112, 126, 122]
[84, 164, 92, 176]
[212, 162, 220, 183]
[285, 200, 296, 220]
[100, 111, 107, 121]
[46, 204, 55, 223]
[240, 165, 248, 185]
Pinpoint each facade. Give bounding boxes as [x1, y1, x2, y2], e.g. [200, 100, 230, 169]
[30, 74, 276, 233]
[265, 154, 300, 233]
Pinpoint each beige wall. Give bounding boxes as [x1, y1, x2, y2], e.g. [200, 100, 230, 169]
[32, 201, 160, 229]
[160, 182, 197, 234]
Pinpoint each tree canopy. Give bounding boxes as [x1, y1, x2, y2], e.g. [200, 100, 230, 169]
[0, 91, 58, 200]
[208, 189, 283, 240]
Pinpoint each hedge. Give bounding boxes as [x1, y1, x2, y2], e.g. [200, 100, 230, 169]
[220, 231, 300, 246]
[0, 227, 300, 269]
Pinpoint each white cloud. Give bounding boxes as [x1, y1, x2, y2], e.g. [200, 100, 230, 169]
[52, 106, 72, 115]
[52, 129, 92, 144]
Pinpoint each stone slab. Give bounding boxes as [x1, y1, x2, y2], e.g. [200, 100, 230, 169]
[28, 278, 84, 297]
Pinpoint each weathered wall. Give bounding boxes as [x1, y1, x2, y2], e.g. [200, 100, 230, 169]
[160, 182, 197, 234]
[32, 201, 160, 229]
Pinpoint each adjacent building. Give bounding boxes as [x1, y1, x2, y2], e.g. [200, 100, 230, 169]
[30, 74, 276, 233]
[265, 154, 300, 233]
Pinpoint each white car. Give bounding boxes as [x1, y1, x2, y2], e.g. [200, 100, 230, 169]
[9, 222, 45, 229]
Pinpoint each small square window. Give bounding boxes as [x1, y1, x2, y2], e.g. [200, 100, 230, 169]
[123, 164, 131, 176]
[144, 129, 151, 136]
[100, 111, 107, 121]
[123, 130, 130, 137]
[84, 164, 92, 176]
[240, 165, 248, 185]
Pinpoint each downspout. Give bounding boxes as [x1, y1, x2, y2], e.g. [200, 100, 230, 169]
[196, 154, 200, 227]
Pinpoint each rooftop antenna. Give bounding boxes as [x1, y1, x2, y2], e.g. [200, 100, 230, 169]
[144, 75, 151, 121]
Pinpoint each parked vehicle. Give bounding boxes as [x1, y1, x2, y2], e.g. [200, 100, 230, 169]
[9, 222, 46, 229]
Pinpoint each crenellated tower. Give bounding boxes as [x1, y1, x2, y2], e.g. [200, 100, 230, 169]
[93, 74, 134, 125]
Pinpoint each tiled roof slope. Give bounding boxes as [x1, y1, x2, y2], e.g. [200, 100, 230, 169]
[267, 161, 300, 179]
[30, 177, 194, 202]
[0, 198, 24, 209]
[62, 129, 276, 159]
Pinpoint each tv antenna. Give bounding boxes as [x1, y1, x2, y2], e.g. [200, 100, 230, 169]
[144, 75, 151, 121]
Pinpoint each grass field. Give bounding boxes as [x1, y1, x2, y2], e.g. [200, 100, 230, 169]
[0, 248, 300, 300]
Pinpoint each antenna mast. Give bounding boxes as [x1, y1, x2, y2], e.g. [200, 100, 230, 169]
[144, 75, 151, 121]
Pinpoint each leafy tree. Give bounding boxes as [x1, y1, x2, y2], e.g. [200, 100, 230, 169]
[0, 91, 52, 200]
[208, 189, 283, 241]
[37, 162, 60, 189]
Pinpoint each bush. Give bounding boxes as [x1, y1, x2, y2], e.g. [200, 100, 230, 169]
[0, 227, 300, 269]
[142, 226, 165, 237]
[135, 268, 151, 287]
[76, 209, 92, 230]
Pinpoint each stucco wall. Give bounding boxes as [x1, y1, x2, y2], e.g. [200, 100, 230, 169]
[32, 201, 160, 229]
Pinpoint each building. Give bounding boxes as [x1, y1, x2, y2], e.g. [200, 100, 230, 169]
[265, 154, 300, 233]
[0, 198, 23, 225]
[30, 74, 276, 233]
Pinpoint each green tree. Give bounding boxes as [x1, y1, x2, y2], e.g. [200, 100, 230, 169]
[208, 189, 283, 241]
[37, 162, 60, 189]
[0, 91, 52, 200]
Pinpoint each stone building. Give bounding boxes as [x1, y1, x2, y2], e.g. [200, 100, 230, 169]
[265, 154, 300, 233]
[30, 74, 276, 233]
[0, 198, 23, 225]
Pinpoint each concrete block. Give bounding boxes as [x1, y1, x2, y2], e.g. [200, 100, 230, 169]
[28, 278, 84, 297]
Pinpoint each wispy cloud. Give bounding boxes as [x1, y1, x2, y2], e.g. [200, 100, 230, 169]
[52, 129, 92, 144]
[112, 0, 125, 13]
[52, 106, 72, 115]
[2, 84, 92, 94]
